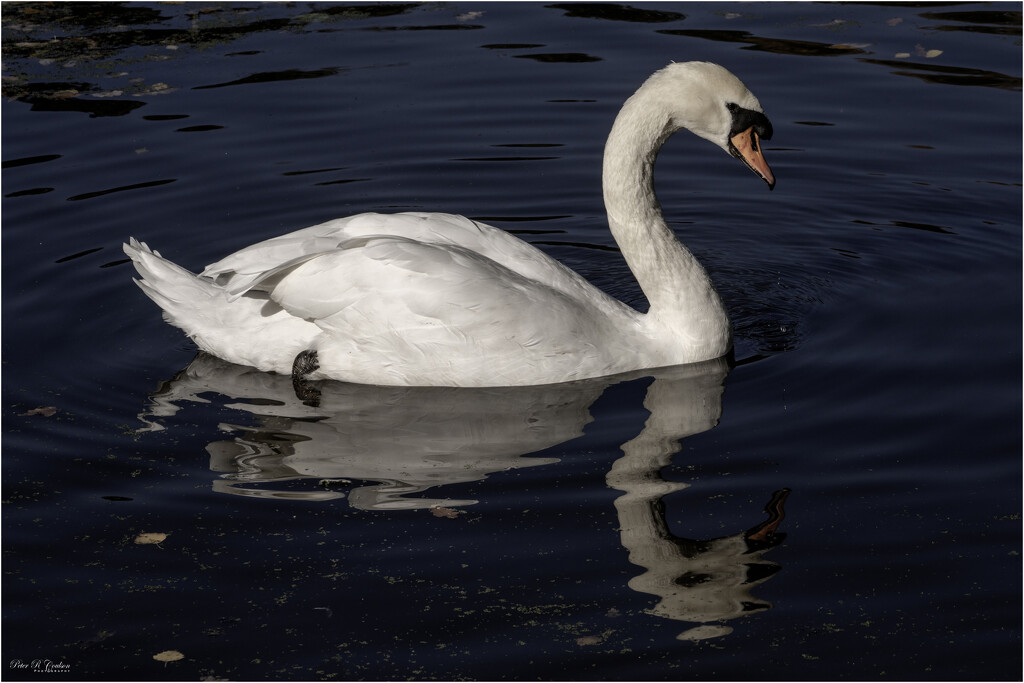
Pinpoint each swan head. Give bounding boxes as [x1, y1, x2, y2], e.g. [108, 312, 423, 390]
[641, 61, 775, 189]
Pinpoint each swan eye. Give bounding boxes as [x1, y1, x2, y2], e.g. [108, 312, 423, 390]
[726, 102, 773, 141]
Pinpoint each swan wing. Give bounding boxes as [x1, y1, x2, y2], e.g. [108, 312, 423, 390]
[270, 234, 603, 337]
[203, 212, 623, 313]
[265, 235, 641, 385]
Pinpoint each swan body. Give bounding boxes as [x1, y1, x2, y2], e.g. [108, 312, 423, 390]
[125, 61, 774, 387]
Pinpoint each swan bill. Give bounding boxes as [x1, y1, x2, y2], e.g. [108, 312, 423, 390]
[729, 126, 775, 190]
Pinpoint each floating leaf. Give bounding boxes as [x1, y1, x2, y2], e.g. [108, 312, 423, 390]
[912, 44, 942, 59]
[153, 650, 184, 664]
[134, 532, 168, 545]
[576, 634, 604, 646]
[430, 507, 460, 518]
[677, 624, 733, 641]
[19, 406, 56, 417]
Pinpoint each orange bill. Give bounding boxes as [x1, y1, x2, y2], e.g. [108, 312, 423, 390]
[730, 126, 775, 190]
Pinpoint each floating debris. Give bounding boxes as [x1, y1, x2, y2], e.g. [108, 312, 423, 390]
[895, 44, 943, 59]
[19, 406, 56, 417]
[575, 634, 604, 646]
[134, 532, 168, 545]
[677, 624, 734, 641]
[153, 650, 184, 665]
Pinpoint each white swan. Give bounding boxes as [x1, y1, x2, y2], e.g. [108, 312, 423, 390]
[124, 61, 774, 387]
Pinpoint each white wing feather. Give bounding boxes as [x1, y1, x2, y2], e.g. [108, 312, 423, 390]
[264, 233, 643, 385]
[203, 213, 627, 315]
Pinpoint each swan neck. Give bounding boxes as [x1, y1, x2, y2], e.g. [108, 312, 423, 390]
[601, 94, 730, 356]
[602, 99, 668, 229]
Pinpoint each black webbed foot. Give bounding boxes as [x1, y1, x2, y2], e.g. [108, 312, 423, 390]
[292, 349, 321, 407]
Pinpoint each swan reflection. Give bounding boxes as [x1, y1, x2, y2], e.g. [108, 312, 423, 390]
[139, 353, 789, 639]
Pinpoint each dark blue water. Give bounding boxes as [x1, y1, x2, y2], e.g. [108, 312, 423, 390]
[3, 2, 1020, 680]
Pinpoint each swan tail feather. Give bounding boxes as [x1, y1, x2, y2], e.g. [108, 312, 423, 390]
[123, 238, 221, 331]
[123, 238, 320, 374]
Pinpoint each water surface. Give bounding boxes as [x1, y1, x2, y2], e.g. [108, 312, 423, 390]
[2, 2, 1020, 680]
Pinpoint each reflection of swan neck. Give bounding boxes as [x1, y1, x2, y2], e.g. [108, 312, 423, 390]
[602, 88, 729, 352]
[607, 368, 787, 630]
